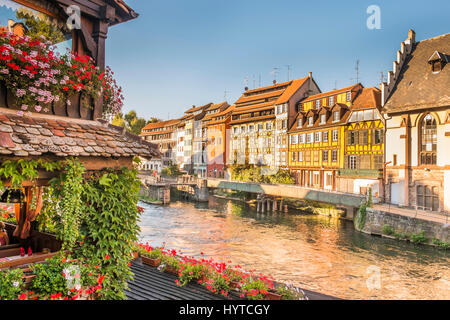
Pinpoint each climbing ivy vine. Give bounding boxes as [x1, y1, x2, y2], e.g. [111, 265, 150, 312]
[0, 158, 142, 300]
[78, 168, 141, 300]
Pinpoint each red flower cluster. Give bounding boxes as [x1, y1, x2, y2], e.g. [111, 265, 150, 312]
[0, 32, 124, 117]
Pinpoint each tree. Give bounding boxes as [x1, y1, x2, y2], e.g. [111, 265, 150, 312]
[111, 111, 155, 135]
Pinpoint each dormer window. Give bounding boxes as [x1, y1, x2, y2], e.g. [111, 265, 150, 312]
[320, 114, 326, 124]
[308, 116, 314, 126]
[333, 111, 340, 122]
[428, 51, 448, 73]
[297, 118, 303, 128]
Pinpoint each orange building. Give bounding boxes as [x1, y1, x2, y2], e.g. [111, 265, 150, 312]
[205, 104, 235, 178]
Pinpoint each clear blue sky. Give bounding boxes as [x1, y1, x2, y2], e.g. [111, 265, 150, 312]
[105, 0, 449, 121]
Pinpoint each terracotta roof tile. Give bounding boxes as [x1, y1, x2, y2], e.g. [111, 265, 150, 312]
[0, 109, 159, 159]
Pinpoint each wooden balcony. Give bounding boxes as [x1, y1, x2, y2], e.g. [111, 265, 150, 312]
[0, 81, 102, 121]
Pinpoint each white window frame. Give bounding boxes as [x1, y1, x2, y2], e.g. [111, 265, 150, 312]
[332, 130, 339, 142]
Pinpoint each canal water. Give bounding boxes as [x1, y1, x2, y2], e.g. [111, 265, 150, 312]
[138, 197, 450, 300]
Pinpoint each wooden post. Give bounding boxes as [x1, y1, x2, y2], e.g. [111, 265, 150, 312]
[273, 199, 278, 212]
[284, 204, 288, 213]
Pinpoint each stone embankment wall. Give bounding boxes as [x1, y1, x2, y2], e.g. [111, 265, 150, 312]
[355, 208, 449, 243]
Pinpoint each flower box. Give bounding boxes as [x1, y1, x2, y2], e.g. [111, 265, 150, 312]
[264, 291, 282, 300]
[141, 256, 161, 267]
[165, 265, 179, 275]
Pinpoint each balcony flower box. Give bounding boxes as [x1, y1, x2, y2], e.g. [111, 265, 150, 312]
[264, 291, 282, 300]
[141, 256, 161, 268]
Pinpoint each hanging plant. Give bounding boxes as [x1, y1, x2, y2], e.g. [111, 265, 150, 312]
[0, 32, 124, 118]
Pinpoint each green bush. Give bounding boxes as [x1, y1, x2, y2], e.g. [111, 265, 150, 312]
[0, 269, 24, 300]
[229, 165, 295, 185]
[382, 225, 395, 236]
[30, 256, 69, 297]
[432, 239, 450, 250]
[410, 231, 429, 245]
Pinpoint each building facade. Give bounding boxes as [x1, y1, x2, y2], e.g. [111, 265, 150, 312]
[337, 87, 384, 200]
[205, 104, 234, 178]
[274, 74, 321, 169]
[383, 30, 450, 213]
[288, 84, 363, 191]
[140, 119, 180, 167]
[229, 76, 319, 171]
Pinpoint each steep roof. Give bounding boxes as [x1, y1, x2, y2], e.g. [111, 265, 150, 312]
[231, 77, 310, 125]
[384, 33, 450, 114]
[351, 87, 382, 110]
[0, 109, 159, 159]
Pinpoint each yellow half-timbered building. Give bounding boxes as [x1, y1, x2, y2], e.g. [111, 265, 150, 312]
[337, 87, 384, 200]
[288, 84, 363, 191]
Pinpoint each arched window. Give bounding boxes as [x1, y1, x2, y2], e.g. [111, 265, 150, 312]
[419, 114, 437, 165]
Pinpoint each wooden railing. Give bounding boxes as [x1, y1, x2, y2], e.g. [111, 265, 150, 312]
[0, 81, 102, 120]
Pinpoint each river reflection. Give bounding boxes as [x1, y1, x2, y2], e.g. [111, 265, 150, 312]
[138, 197, 450, 300]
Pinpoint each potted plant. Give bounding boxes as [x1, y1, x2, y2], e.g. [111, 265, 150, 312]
[161, 255, 181, 275]
[240, 278, 270, 300]
[178, 263, 210, 286]
[141, 248, 162, 267]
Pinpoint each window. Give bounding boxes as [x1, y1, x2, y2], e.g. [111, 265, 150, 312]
[299, 134, 305, 144]
[315, 100, 321, 109]
[282, 120, 287, 130]
[333, 111, 340, 122]
[306, 133, 313, 143]
[258, 124, 263, 131]
[332, 130, 339, 142]
[305, 151, 311, 162]
[249, 125, 254, 132]
[320, 114, 326, 124]
[323, 131, 329, 142]
[266, 123, 272, 130]
[313, 150, 320, 162]
[332, 150, 338, 162]
[314, 132, 321, 142]
[313, 172, 320, 186]
[373, 129, 383, 145]
[346, 92, 352, 101]
[233, 127, 239, 134]
[297, 118, 303, 128]
[420, 114, 437, 165]
[329, 96, 335, 106]
[241, 126, 246, 133]
[348, 131, 358, 145]
[308, 117, 314, 126]
[360, 130, 369, 145]
[417, 185, 439, 211]
[349, 155, 358, 169]
[292, 152, 297, 162]
[374, 154, 383, 169]
[298, 151, 304, 162]
[323, 150, 329, 162]
[291, 135, 298, 145]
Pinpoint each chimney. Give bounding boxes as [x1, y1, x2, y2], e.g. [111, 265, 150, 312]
[245, 87, 249, 91]
[308, 72, 312, 78]
[273, 80, 277, 85]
